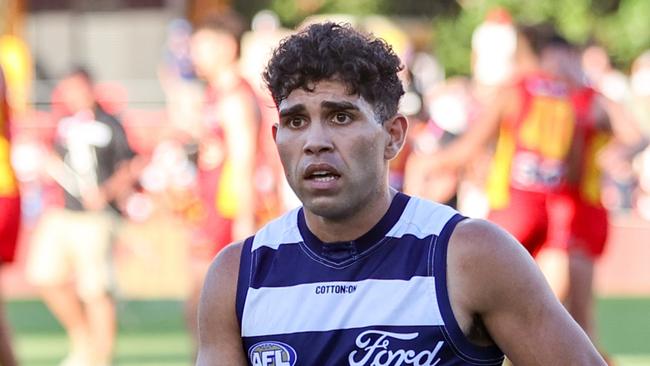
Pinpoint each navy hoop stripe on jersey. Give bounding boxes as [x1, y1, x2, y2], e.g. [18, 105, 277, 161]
[248, 235, 431, 289]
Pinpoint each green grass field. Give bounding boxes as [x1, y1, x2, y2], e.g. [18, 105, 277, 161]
[8, 300, 191, 366]
[6, 297, 650, 365]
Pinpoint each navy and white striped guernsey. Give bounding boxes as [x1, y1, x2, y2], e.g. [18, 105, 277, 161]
[236, 192, 505, 366]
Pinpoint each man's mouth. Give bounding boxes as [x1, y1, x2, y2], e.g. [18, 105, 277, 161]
[303, 164, 341, 183]
[307, 171, 340, 182]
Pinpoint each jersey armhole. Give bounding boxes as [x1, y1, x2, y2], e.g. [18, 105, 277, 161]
[433, 214, 505, 364]
[236, 235, 255, 328]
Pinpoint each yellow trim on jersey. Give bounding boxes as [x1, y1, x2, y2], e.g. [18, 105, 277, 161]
[580, 131, 610, 205]
[0, 136, 18, 196]
[487, 125, 515, 209]
[216, 159, 238, 219]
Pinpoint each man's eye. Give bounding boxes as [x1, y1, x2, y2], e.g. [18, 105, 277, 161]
[286, 117, 306, 128]
[331, 113, 352, 124]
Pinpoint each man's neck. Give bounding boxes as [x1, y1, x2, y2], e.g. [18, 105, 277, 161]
[304, 188, 396, 243]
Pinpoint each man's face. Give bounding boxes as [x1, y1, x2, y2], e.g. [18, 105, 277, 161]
[273, 79, 392, 221]
[190, 29, 237, 80]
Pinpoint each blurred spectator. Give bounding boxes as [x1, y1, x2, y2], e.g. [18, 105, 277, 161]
[0, 65, 19, 366]
[636, 146, 650, 220]
[410, 51, 445, 97]
[582, 45, 632, 104]
[471, 7, 517, 100]
[630, 51, 650, 219]
[630, 51, 650, 136]
[136, 139, 198, 221]
[390, 67, 422, 192]
[240, 10, 287, 94]
[25, 68, 137, 366]
[404, 77, 476, 208]
[583, 45, 644, 211]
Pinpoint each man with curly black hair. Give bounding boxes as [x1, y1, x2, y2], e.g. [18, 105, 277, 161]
[196, 22, 604, 366]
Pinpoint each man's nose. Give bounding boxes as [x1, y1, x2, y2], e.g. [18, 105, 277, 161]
[303, 120, 334, 155]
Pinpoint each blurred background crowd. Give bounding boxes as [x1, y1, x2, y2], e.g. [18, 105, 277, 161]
[0, 0, 649, 365]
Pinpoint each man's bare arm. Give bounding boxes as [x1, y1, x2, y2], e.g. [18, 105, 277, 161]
[448, 219, 605, 365]
[196, 242, 247, 365]
[434, 88, 511, 170]
[598, 95, 646, 148]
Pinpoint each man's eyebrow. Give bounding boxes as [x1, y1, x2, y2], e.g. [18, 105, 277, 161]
[321, 100, 360, 111]
[278, 104, 306, 118]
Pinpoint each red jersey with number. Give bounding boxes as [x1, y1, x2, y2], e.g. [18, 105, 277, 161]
[487, 73, 575, 209]
[545, 87, 609, 256]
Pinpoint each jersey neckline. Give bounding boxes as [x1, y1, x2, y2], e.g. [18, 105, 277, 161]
[297, 192, 410, 264]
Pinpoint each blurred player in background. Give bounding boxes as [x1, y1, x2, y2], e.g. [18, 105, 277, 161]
[539, 36, 646, 361]
[0, 64, 19, 366]
[26, 68, 136, 366]
[426, 24, 577, 258]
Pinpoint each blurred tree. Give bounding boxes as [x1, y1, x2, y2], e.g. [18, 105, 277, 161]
[595, 0, 650, 68]
[269, 0, 388, 27]
[257, 0, 647, 75]
[433, 0, 650, 76]
[265, 0, 460, 27]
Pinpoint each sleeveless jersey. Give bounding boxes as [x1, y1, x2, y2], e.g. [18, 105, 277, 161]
[487, 73, 575, 209]
[236, 193, 504, 366]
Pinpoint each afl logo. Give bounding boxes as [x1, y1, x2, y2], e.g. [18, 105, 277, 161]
[248, 341, 297, 366]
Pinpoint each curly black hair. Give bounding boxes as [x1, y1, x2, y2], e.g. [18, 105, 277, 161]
[263, 22, 405, 123]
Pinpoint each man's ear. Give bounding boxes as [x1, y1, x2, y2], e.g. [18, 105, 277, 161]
[384, 114, 408, 160]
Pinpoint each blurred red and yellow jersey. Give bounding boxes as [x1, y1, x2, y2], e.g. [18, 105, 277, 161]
[487, 73, 575, 209]
[0, 68, 19, 197]
[571, 87, 610, 206]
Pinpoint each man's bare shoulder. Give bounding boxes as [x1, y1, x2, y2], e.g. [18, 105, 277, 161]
[197, 241, 248, 365]
[200, 241, 245, 308]
[449, 218, 530, 266]
[204, 241, 244, 290]
[447, 219, 606, 364]
[446, 218, 539, 312]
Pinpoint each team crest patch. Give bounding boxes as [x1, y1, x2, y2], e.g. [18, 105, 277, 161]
[248, 341, 297, 366]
